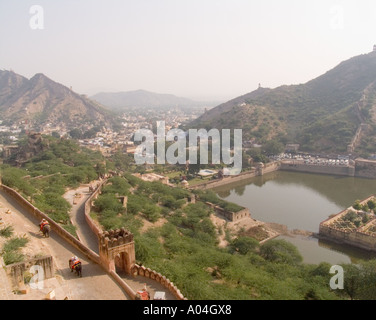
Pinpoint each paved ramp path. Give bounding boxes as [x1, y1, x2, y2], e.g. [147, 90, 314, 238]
[65, 185, 177, 300]
[0, 189, 130, 300]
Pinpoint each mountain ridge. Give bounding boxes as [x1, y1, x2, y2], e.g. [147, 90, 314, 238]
[90, 89, 217, 110]
[190, 51, 376, 154]
[0, 70, 114, 129]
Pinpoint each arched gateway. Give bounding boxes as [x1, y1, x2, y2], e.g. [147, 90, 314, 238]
[98, 228, 136, 274]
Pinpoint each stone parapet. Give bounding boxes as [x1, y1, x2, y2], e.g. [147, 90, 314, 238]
[0, 184, 101, 265]
[85, 180, 185, 300]
[1, 177, 187, 300]
[131, 264, 186, 300]
[99, 228, 134, 249]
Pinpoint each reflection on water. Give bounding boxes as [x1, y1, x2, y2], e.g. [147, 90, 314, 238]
[277, 235, 376, 264]
[214, 171, 376, 264]
[277, 235, 351, 265]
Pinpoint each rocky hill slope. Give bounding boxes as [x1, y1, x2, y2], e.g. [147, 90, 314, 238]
[0, 70, 115, 130]
[190, 51, 376, 154]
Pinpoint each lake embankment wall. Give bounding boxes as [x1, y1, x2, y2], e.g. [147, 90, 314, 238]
[280, 162, 355, 177]
[190, 162, 281, 190]
[319, 195, 376, 252]
[192, 158, 376, 191]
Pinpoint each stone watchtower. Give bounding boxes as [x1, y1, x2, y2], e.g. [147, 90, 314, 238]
[98, 228, 136, 275]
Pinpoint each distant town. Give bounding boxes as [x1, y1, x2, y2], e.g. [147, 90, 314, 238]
[0, 105, 208, 160]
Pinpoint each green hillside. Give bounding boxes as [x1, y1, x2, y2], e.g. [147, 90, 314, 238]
[1, 135, 376, 299]
[190, 51, 376, 154]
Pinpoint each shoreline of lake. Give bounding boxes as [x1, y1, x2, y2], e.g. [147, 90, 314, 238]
[212, 170, 376, 264]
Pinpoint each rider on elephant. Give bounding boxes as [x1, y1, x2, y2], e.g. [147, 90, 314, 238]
[39, 219, 49, 232]
[70, 256, 81, 270]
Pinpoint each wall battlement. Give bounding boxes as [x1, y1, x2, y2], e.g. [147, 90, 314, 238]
[99, 228, 134, 249]
[87, 181, 185, 300]
[0, 180, 185, 300]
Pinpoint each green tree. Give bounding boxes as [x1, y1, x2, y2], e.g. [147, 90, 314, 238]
[341, 264, 363, 300]
[357, 260, 376, 300]
[94, 194, 125, 213]
[367, 199, 376, 210]
[353, 200, 362, 210]
[143, 204, 161, 222]
[230, 237, 260, 255]
[69, 129, 82, 139]
[260, 239, 303, 265]
[262, 140, 284, 155]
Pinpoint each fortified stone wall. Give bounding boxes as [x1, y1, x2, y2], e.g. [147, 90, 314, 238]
[98, 228, 135, 275]
[0, 184, 100, 265]
[84, 180, 186, 300]
[355, 158, 376, 178]
[261, 161, 281, 175]
[84, 181, 106, 237]
[191, 160, 357, 191]
[0, 181, 184, 300]
[131, 265, 185, 300]
[281, 159, 376, 179]
[280, 163, 355, 177]
[319, 195, 376, 252]
[190, 168, 259, 190]
[319, 224, 376, 251]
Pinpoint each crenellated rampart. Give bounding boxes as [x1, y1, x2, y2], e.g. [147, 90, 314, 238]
[131, 265, 185, 300]
[0, 180, 186, 300]
[84, 181, 186, 300]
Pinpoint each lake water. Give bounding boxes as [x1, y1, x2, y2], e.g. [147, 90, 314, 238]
[213, 171, 376, 264]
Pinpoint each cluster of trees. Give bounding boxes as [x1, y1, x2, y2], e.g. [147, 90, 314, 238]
[92, 175, 372, 300]
[339, 260, 376, 300]
[94, 175, 376, 300]
[0, 136, 108, 235]
[134, 219, 343, 300]
[3, 134, 376, 299]
[340, 199, 376, 228]
[93, 177, 132, 230]
[93, 174, 193, 230]
[353, 199, 376, 213]
[193, 189, 244, 213]
[343, 210, 371, 227]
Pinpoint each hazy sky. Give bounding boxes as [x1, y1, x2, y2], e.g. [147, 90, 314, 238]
[1, 0, 376, 101]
